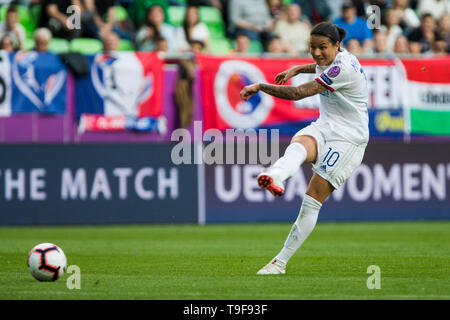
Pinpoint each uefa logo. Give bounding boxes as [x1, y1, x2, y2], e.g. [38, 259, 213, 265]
[214, 60, 274, 129]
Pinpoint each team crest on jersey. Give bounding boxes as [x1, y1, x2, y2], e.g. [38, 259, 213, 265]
[12, 51, 66, 110]
[214, 60, 273, 128]
[327, 66, 341, 78]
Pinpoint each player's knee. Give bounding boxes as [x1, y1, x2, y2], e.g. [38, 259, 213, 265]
[305, 190, 322, 203]
[290, 136, 317, 163]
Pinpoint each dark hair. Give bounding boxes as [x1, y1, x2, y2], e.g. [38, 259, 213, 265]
[183, 6, 199, 43]
[189, 39, 205, 49]
[310, 22, 347, 45]
[7, 4, 18, 14]
[420, 13, 434, 21]
[144, 21, 161, 40]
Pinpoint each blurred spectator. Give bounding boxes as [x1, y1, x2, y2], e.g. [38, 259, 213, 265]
[33, 28, 52, 52]
[155, 37, 169, 52]
[393, 35, 410, 53]
[266, 35, 283, 53]
[333, 0, 374, 52]
[81, 0, 133, 41]
[352, 0, 367, 17]
[39, 0, 83, 40]
[345, 38, 363, 54]
[136, 5, 177, 52]
[0, 35, 15, 52]
[0, 4, 26, 50]
[407, 13, 440, 53]
[352, 0, 389, 18]
[129, 0, 170, 29]
[293, 0, 331, 25]
[383, 8, 404, 52]
[391, 0, 420, 30]
[229, 0, 274, 43]
[175, 6, 210, 52]
[267, 0, 284, 20]
[432, 34, 448, 53]
[232, 33, 251, 54]
[265, 34, 294, 55]
[408, 40, 422, 53]
[102, 31, 119, 52]
[326, 0, 345, 21]
[417, 0, 450, 21]
[373, 28, 390, 54]
[274, 3, 311, 54]
[135, 21, 161, 51]
[409, 0, 419, 10]
[189, 39, 206, 53]
[438, 13, 450, 52]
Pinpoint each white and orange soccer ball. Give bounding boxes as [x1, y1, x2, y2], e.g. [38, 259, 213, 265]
[27, 243, 67, 281]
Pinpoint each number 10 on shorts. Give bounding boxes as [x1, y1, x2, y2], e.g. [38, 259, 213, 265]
[323, 147, 340, 167]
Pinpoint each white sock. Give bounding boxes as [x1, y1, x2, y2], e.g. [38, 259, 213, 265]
[275, 194, 322, 265]
[271, 142, 307, 182]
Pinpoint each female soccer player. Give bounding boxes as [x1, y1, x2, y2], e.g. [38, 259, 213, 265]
[240, 22, 369, 275]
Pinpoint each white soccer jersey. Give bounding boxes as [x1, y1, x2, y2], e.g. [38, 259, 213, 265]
[313, 48, 369, 145]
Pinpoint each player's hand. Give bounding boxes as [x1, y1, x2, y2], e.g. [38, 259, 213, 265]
[274, 68, 296, 85]
[240, 83, 260, 101]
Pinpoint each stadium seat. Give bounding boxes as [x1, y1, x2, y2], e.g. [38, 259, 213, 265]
[199, 6, 225, 38]
[48, 38, 70, 54]
[30, 4, 42, 26]
[209, 38, 231, 55]
[118, 39, 134, 51]
[249, 40, 263, 54]
[114, 6, 128, 21]
[168, 6, 186, 26]
[207, 24, 226, 39]
[69, 38, 103, 55]
[24, 37, 69, 53]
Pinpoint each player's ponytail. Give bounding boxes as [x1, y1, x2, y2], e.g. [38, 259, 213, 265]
[311, 22, 346, 45]
[336, 26, 347, 43]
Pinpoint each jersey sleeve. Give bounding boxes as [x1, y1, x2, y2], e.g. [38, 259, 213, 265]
[315, 63, 351, 92]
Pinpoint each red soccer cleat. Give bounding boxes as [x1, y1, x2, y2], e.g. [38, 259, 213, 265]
[257, 172, 285, 198]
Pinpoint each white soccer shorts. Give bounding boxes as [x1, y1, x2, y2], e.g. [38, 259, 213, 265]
[293, 123, 367, 189]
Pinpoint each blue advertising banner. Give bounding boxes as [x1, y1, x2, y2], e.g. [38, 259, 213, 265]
[204, 142, 450, 223]
[368, 109, 404, 138]
[0, 144, 198, 225]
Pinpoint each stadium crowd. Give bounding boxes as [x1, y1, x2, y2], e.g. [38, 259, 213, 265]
[0, 0, 449, 56]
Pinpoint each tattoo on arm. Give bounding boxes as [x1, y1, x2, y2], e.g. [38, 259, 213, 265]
[259, 80, 327, 101]
[297, 63, 317, 74]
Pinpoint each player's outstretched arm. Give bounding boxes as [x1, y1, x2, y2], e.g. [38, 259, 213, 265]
[274, 63, 317, 85]
[240, 80, 326, 101]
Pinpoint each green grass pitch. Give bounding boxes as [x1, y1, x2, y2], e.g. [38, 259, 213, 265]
[0, 221, 449, 300]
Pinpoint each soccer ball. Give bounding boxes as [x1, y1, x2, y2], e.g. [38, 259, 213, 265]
[27, 243, 67, 281]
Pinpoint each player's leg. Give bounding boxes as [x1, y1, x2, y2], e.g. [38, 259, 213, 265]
[257, 135, 317, 197]
[257, 174, 333, 275]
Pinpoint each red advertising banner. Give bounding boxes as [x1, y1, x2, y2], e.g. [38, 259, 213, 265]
[197, 54, 450, 132]
[197, 54, 320, 131]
